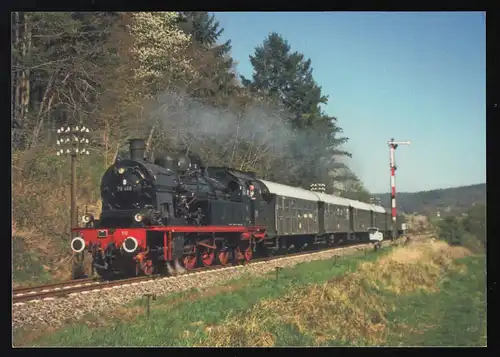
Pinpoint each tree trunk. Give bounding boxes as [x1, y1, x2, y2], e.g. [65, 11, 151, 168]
[31, 70, 74, 148]
[23, 13, 31, 124]
[103, 123, 110, 168]
[11, 12, 18, 124]
[30, 72, 57, 148]
[13, 12, 21, 125]
[112, 141, 121, 163]
[19, 12, 28, 125]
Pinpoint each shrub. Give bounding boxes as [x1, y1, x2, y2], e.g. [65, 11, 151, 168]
[436, 204, 485, 253]
[12, 146, 106, 284]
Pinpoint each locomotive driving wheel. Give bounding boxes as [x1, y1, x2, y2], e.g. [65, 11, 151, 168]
[217, 249, 231, 266]
[140, 260, 154, 275]
[201, 248, 215, 267]
[237, 241, 252, 263]
[244, 245, 252, 262]
[182, 254, 197, 270]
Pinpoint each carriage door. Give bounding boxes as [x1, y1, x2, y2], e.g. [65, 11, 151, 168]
[276, 196, 285, 235]
[349, 206, 355, 236]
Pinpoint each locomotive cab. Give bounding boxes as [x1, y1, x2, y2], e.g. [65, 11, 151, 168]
[205, 167, 265, 227]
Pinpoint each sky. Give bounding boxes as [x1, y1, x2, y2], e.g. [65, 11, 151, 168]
[213, 12, 486, 193]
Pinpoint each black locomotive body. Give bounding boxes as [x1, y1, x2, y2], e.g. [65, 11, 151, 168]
[98, 139, 247, 229]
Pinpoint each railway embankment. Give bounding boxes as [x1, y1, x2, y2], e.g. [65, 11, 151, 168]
[12, 241, 388, 332]
[13, 240, 393, 345]
[15, 234, 487, 347]
[194, 239, 485, 347]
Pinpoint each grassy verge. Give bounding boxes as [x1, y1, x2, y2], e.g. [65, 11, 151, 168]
[14, 241, 486, 347]
[12, 148, 105, 287]
[192, 242, 484, 347]
[383, 255, 486, 346]
[14, 248, 387, 347]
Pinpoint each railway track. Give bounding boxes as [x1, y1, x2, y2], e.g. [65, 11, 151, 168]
[13, 277, 99, 295]
[13, 241, 380, 304]
[14, 232, 435, 305]
[12, 275, 156, 303]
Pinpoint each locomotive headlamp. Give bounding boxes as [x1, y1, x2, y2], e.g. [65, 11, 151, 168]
[118, 167, 125, 174]
[71, 237, 86, 253]
[82, 213, 94, 224]
[123, 237, 139, 253]
[134, 213, 144, 223]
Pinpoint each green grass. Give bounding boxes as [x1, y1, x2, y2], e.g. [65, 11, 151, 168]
[315, 255, 486, 347]
[12, 238, 54, 285]
[290, 255, 486, 347]
[14, 247, 486, 347]
[194, 254, 486, 348]
[382, 255, 486, 347]
[12, 148, 106, 287]
[14, 248, 387, 347]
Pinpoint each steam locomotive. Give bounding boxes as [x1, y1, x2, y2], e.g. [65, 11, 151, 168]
[70, 139, 406, 278]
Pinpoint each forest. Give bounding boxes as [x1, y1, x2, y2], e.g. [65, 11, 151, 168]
[11, 12, 370, 282]
[375, 183, 486, 217]
[11, 12, 370, 193]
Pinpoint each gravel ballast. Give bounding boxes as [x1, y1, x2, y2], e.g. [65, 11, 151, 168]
[12, 242, 389, 330]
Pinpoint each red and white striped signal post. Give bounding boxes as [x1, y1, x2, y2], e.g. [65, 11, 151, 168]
[387, 138, 411, 240]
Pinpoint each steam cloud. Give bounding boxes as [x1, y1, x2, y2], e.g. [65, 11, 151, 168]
[132, 90, 350, 187]
[144, 91, 296, 169]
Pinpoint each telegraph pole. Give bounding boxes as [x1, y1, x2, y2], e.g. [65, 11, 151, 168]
[57, 125, 90, 279]
[56, 125, 90, 235]
[387, 138, 411, 240]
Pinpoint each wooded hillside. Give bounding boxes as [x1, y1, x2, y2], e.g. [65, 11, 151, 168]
[375, 183, 486, 216]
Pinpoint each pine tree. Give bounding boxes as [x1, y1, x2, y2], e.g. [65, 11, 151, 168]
[242, 33, 328, 127]
[177, 12, 238, 106]
[243, 32, 351, 189]
[177, 12, 230, 51]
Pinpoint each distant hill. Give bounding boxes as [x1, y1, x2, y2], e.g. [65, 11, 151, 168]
[373, 183, 486, 217]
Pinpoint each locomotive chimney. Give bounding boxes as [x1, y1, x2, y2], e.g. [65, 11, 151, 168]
[129, 138, 146, 161]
